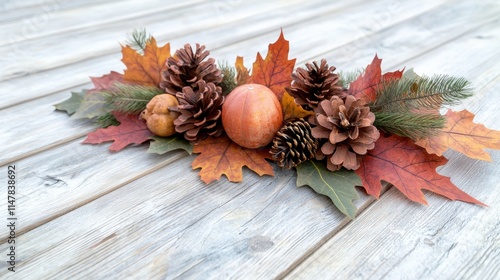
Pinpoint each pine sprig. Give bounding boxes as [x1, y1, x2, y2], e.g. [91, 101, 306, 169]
[339, 69, 363, 88]
[373, 111, 446, 140]
[218, 61, 237, 95]
[371, 75, 473, 112]
[102, 83, 163, 114]
[126, 28, 151, 54]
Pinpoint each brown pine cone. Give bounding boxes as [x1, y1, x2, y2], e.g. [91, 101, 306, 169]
[270, 118, 318, 169]
[287, 59, 346, 111]
[160, 44, 222, 95]
[171, 80, 225, 143]
[311, 95, 380, 171]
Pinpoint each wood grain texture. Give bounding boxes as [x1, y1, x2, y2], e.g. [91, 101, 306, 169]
[0, 0, 499, 278]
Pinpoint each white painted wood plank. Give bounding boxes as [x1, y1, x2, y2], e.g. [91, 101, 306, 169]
[0, 0, 447, 164]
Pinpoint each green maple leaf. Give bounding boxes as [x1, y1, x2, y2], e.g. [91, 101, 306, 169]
[296, 160, 361, 218]
[54, 90, 85, 115]
[147, 136, 193, 155]
[71, 90, 110, 119]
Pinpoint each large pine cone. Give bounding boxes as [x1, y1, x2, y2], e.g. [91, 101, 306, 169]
[161, 44, 222, 95]
[270, 119, 318, 169]
[171, 80, 224, 143]
[311, 95, 380, 171]
[287, 59, 345, 111]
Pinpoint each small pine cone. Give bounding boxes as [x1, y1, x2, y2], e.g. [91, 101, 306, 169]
[171, 80, 225, 143]
[287, 59, 346, 111]
[270, 118, 318, 169]
[161, 44, 222, 95]
[311, 95, 380, 171]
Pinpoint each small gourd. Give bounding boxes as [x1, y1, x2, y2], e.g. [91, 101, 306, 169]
[141, 94, 180, 137]
[222, 84, 283, 149]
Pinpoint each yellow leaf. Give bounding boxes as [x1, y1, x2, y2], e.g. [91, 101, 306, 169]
[281, 91, 313, 121]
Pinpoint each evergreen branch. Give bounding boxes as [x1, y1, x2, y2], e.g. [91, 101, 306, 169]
[339, 69, 363, 88]
[126, 28, 151, 54]
[102, 83, 163, 114]
[371, 75, 473, 112]
[95, 113, 119, 128]
[218, 61, 237, 95]
[374, 111, 446, 140]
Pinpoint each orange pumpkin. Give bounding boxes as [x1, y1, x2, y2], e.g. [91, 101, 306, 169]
[222, 84, 283, 149]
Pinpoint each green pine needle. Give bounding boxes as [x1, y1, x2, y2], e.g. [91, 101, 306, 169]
[339, 69, 363, 88]
[102, 83, 163, 114]
[371, 74, 473, 112]
[218, 61, 237, 95]
[374, 111, 446, 140]
[126, 28, 151, 54]
[95, 113, 119, 128]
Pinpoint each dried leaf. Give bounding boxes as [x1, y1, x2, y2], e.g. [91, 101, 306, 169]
[122, 37, 171, 87]
[235, 56, 249, 86]
[348, 55, 403, 102]
[83, 112, 153, 152]
[296, 160, 361, 218]
[71, 90, 110, 119]
[147, 136, 193, 155]
[90, 71, 124, 91]
[416, 109, 500, 161]
[250, 30, 296, 99]
[355, 134, 484, 205]
[281, 91, 313, 121]
[192, 135, 274, 184]
[54, 90, 85, 115]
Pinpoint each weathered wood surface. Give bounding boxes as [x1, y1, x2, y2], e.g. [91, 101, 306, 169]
[0, 0, 499, 279]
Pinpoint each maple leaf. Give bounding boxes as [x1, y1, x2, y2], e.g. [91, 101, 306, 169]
[355, 134, 484, 205]
[281, 91, 313, 122]
[296, 160, 361, 218]
[122, 37, 171, 87]
[235, 56, 250, 86]
[192, 135, 274, 184]
[83, 112, 153, 152]
[90, 71, 124, 90]
[416, 109, 500, 161]
[147, 136, 193, 155]
[348, 55, 403, 102]
[250, 30, 296, 99]
[71, 90, 110, 119]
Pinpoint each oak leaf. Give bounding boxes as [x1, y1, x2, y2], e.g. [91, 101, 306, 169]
[147, 136, 193, 155]
[281, 91, 313, 122]
[192, 135, 274, 184]
[83, 112, 153, 152]
[250, 30, 296, 99]
[122, 37, 171, 87]
[297, 160, 361, 218]
[355, 134, 484, 205]
[416, 109, 500, 161]
[55, 90, 85, 115]
[348, 55, 403, 102]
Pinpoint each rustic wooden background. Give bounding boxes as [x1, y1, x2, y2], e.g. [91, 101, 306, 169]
[0, 0, 499, 279]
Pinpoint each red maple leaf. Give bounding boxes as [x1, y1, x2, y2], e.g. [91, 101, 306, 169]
[355, 134, 485, 205]
[348, 55, 403, 102]
[90, 71, 124, 91]
[83, 112, 153, 152]
[249, 30, 296, 100]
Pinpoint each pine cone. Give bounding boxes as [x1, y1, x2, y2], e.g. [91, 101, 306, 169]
[311, 95, 380, 171]
[270, 119, 318, 169]
[161, 44, 222, 94]
[287, 59, 346, 111]
[171, 80, 225, 143]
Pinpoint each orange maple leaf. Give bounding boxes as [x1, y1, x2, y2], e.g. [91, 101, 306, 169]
[281, 91, 313, 122]
[416, 109, 500, 161]
[192, 135, 274, 184]
[348, 55, 403, 102]
[250, 30, 296, 100]
[356, 134, 484, 205]
[122, 37, 171, 87]
[235, 56, 250, 86]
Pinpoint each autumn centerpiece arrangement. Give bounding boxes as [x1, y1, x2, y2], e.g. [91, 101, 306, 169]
[55, 30, 500, 218]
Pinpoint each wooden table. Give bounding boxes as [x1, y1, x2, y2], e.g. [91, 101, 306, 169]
[1, 0, 499, 279]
